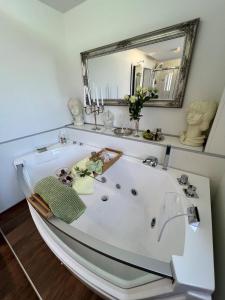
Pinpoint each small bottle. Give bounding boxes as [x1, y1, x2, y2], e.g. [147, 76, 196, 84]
[155, 128, 163, 141]
[58, 129, 67, 144]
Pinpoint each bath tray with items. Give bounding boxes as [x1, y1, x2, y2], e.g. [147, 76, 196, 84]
[91, 148, 123, 175]
[27, 147, 123, 220]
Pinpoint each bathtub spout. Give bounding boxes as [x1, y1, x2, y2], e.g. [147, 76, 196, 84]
[142, 156, 158, 167]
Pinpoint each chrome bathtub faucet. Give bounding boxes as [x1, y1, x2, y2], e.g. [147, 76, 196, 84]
[142, 156, 158, 167]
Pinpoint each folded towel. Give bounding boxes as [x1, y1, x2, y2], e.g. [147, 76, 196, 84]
[34, 176, 86, 223]
[71, 158, 94, 194]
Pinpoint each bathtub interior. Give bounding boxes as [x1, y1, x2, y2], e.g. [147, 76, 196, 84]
[20, 143, 186, 288]
[72, 159, 185, 263]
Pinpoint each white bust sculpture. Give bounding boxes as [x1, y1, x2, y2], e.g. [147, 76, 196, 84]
[180, 100, 217, 147]
[68, 98, 84, 126]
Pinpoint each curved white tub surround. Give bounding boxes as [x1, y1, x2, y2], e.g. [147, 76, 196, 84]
[14, 143, 214, 300]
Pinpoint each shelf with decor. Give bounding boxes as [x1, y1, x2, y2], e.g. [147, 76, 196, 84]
[67, 123, 204, 153]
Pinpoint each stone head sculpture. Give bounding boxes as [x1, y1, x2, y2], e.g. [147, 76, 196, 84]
[68, 98, 84, 126]
[180, 100, 217, 147]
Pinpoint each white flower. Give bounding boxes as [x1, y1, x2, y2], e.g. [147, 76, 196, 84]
[130, 96, 137, 103]
[136, 86, 142, 93]
[124, 95, 129, 101]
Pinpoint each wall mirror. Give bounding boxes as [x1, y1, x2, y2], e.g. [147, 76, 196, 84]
[81, 19, 199, 108]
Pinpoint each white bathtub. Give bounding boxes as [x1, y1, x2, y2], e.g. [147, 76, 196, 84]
[15, 142, 214, 300]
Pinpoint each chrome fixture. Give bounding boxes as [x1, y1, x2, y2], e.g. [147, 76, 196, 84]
[131, 189, 138, 196]
[184, 185, 199, 199]
[143, 156, 158, 167]
[187, 205, 200, 226]
[101, 195, 108, 201]
[36, 146, 48, 153]
[162, 145, 171, 170]
[177, 174, 189, 185]
[151, 218, 156, 228]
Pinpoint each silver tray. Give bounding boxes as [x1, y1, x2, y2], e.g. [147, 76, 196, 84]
[113, 127, 133, 136]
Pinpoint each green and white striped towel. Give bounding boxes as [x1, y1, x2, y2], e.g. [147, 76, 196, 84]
[34, 176, 86, 223]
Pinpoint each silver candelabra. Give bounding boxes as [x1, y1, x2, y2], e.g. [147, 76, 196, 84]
[84, 102, 104, 131]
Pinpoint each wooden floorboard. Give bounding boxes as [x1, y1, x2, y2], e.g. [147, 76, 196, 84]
[0, 233, 38, 300]
[0, 201, 103, 300]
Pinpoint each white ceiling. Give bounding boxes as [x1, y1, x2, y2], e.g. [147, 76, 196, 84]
[38, 0, 86, 13]
[138, 37, 185, 62]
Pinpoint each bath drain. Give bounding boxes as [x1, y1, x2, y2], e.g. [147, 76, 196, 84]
[151, 218, 156, 228]
[101, 177, 107, 183]
[131, 189, 138, 196]
[101, 195, 108, 201]
[115, 184, 121, 189]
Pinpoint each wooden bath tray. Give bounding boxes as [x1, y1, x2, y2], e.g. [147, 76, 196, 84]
[92, 148, 123, 175]
[28, 193, 53, 219]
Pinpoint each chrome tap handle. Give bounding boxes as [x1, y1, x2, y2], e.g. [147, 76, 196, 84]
[177, 174, 189, 185]
[183, 184, 199, 198]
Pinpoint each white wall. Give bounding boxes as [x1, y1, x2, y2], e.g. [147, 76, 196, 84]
[212, 172, 225, 300]
[63, 0, 225, 135]
[0, 0, 71, 142]
[0, 0, 72, 212]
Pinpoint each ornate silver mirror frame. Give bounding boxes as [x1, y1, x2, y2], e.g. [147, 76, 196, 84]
[81, 18, 199, 108]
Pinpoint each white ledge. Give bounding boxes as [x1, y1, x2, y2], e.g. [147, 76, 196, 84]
[67, 123, 203, 153]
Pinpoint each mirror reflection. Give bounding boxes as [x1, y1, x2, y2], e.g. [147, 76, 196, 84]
[88, 37, 185, 101]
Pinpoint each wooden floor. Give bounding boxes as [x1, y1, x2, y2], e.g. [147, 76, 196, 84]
[0, 200, 103, 300]
[0, 233, 37, 299]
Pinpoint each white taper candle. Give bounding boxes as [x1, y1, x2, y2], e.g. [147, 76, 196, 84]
[92, 84, 96, 103]
[87, 88, 91, 105]
[83, 86, 87, 107]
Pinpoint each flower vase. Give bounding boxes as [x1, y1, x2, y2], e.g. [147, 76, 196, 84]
[133, 119, 140, 137]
